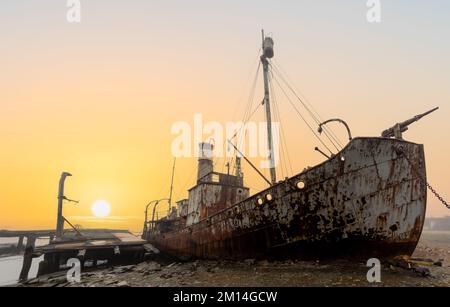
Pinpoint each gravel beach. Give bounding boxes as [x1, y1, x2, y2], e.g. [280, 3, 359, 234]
[16, 231, 450, 287]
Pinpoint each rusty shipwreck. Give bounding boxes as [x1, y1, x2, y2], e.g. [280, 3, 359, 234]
[144, 32, 437, 261]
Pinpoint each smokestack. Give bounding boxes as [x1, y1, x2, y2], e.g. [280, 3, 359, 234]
[197, 142, 214, 182]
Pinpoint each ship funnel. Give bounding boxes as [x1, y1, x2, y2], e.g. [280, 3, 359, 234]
[197, 142, 214, 182]
[199, 142, 214, 159]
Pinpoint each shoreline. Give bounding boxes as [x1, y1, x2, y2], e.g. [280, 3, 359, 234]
[13, 231, 450, 287]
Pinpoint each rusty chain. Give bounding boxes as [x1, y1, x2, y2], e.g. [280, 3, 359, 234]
[425, 182, 450, 210]
[404, 154, 450, 210]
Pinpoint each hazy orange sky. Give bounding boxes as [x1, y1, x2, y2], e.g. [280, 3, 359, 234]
[1, 1, 450, 232]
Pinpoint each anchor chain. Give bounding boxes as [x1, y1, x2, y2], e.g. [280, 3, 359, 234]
[404, 154, 450, 210]
[425, 182, 450, 210]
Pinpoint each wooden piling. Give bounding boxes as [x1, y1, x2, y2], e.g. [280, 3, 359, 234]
[19, 236, 36, 282]
[17, 235, 24, 252]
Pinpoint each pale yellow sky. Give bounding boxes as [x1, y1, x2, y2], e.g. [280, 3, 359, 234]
[1, 1, 450, 232]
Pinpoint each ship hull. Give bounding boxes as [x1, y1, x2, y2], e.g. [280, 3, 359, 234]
[147, 137, 427, 260]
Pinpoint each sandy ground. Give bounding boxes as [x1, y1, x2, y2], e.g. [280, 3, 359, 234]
[17, 231, 450, 287]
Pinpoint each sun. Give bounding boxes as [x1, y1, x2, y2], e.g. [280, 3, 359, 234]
[91, 200, 111, 218]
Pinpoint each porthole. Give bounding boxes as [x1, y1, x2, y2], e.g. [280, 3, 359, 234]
[340, 156, 346, 162]
[266, 193, 273, 201]
[257, 198, 264, 206]
[297, 180, 306, 190]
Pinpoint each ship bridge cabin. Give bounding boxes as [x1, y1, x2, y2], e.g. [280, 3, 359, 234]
[153, 142, 249, 234]
[186, 142, 250, 226]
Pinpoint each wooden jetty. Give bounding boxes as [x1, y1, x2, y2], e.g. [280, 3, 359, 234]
[0, 229, 152, 283]
[34, 229, 150, 278]
[0, 173, 155, 283]
[0, 229, 55, 281]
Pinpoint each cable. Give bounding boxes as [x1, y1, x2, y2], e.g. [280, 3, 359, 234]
[269, 70, 294, 176]
[271, 63, 342, 151]
[228, 60, 262, 173]
[271, 59, 344, 147]
[270, 62, 344, 151]
[222, 49, 262, 173]
[270, 69, 334, 156]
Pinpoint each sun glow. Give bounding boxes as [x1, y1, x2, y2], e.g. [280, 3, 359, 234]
[91, 200, 111, 218]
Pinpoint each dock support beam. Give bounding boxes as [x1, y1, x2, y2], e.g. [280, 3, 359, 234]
[17, 235, 24, 252]
[19, 236, 36, 282]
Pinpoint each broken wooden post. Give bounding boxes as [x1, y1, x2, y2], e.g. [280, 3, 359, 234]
[77, 249, 86, 270]
[19, 236, 36, 282]
[17, 235, 24, 252]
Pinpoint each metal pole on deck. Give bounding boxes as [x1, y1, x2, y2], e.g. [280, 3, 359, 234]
[168, 158, 176, 215]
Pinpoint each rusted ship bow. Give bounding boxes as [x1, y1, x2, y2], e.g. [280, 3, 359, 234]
[144, 32, 431, 261]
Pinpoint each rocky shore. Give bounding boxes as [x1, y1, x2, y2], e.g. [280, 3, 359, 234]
[16, 231, 450, 287]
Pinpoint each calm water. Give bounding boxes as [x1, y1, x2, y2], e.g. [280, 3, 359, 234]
[0, 238, 48, 286]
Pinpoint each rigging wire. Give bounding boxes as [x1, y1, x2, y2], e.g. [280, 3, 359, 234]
[228, 60, 262, 173]
[272, 94, 288, 178]
[273, 73, 293, 175]
[268, 70, 293, 177]
[222, 49, 262, 173]
[270, 62, 344, 150]
[230, 49, 263, 120]
[271, 60, 344, 148]
[273, 78, 294, 176]
[223, 49, 346, 180]
[270, 66, 334, 156]
[269, 83, 284, 178]
[270, 64, 340, 154]
[270, 63, 342, 152]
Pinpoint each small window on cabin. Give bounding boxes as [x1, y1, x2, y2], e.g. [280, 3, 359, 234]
[212, 174, 220, 182]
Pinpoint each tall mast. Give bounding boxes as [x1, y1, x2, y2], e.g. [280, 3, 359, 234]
[261, 30, 276, 185]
